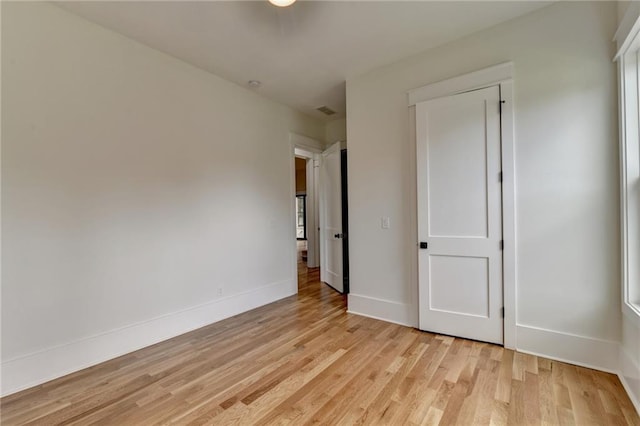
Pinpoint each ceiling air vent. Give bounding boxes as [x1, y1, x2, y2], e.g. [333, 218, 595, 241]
[316, 106, 336, 116]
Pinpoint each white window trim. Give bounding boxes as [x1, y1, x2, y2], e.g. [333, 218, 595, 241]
[616, 5, 640, 326]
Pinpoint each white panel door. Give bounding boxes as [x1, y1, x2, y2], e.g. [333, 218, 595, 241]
[416, 85, 503, 344]
[320, 142, 343, 293]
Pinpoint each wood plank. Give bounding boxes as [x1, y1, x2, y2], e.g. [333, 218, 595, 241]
[1, 254, 638, 425]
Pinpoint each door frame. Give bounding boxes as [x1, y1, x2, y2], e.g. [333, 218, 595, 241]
[290, 133, 323, 291]
[341, 148, 350, 295]
[408, 62, 516, 349]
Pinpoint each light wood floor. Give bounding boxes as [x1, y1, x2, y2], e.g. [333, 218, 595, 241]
[2, 250, 639, 425]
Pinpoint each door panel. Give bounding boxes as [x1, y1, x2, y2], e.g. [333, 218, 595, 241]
[320, 142, 343, 293]
[427, 98, 489, 238]
[417, 85, 503, 344]
[429, 255, 489, 318]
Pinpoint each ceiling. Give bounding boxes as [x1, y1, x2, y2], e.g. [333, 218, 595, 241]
[57, 1, 551, 122]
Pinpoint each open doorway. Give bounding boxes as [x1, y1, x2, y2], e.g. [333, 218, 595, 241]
[293, 148, 321, 296]
[295, 157, 310, 265]
[291, 135, 348, 303]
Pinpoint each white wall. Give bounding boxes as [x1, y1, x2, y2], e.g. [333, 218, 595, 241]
[325, 118, 347, 145]
[347, 1, 621, 369]
[1, 2, 324, 395]
[619, 1, 631, 23]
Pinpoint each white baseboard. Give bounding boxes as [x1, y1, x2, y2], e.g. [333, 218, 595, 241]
[516, 324, 619, 373]
[347, 293, 416, 327]
[4, 288, 639, 418]
[620, 345, 640, 415]
[1, 279, 295, 397]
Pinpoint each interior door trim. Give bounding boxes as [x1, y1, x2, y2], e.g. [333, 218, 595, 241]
[407, 63, 513, 106]
[409, 63, 516, 349]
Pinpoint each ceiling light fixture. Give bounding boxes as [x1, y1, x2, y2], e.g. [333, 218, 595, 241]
[268, 0, 296, 7]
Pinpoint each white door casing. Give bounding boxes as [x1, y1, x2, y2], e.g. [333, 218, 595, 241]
[416, 85, 503, 344]
[320, 142, 344, 293]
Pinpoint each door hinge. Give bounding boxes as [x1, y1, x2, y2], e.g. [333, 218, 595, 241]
[499, 99, 506, 113]
[499, 240, 504, 250]
[500, 307, 505, 318]
[498, 171, 503, 183]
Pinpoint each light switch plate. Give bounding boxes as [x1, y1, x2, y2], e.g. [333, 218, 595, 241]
[381, 217, 390, 229]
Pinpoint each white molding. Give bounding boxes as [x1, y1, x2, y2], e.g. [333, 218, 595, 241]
[409, 63, 517, 349]
[289, 133, 324, 153]
[619, 373, 640, 417]
[516, 324, 619, 373]
[290, 141, 299, 290]
[0, 279, 295, 397]
[618, 24, 640, 416]
[348, 294, 415, 327]
[619, 56, 630, 325]
[407, 62, 513, 106]
[625, 302, 640, 330]
[294, 147, 317, 158]
[615, 1, 640, 59]
[618, 45, 640, 329]
[500, 80, 517, 350]
[619, 345, 640, 416]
